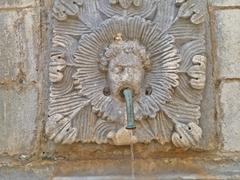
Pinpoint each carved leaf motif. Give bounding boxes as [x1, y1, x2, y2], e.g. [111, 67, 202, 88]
[49, 54, 66, 83]
[174, 40, 206, 106]
[187, 55, 207, 90]
[136, 111, 173, 144]
[51, 35, 78, 64]
[47, 29, 93, 143]
[75, 105, 97, 143]
[48, 91, 90, 143]
[98, 0, 157, 19]
[94, 119, 116, 144]
[176, 75, 203, 105]
[154, 0, 176, 31]
[49, 35, 78, 99]
[53, 0, 83, 21]
[179, 40, 205, 72]
[161, 96, 201, 125]
[169, 19, 204, 43]
[172, 122, 202, 149]
[49, 91, 89, 115]
[53, 19, 91, 37]
[46, 114, 78, 144]
[176, 0, 205, 24]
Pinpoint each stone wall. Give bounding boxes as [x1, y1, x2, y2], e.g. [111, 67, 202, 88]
[210, 1, 240, 152]
[0, 0, 240, 179]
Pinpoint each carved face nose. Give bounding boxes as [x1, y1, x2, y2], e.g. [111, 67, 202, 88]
[107, 53, 145, 102]
[119, 67, 135, 82]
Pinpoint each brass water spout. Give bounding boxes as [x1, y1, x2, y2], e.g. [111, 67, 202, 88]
[122, 89, 136, 129]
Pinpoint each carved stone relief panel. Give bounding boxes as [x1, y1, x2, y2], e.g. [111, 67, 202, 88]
[46, 0, 207, 150]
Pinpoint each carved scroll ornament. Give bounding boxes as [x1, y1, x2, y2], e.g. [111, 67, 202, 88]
[46, 0, 207, 149]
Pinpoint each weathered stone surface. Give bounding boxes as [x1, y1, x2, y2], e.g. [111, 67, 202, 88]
[0, 0, 36, 8]
[197, 52, 216, 150]
[0, 87, 38, 155]
[0, 9, 39, 83]
[0, 166, 53, 180]
[46, 158, 240, 179]
[47, 0, 207, 150]
[0, 9, 40, 155]
[215, 10, 240, 79]
[1, 158, 240, 180]
[211, 0, 240, 6]
[0, 8, 40, 156]
[220, 81, 240, 151]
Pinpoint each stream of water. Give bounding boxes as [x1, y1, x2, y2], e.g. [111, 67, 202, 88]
[130, 131, 135, 179]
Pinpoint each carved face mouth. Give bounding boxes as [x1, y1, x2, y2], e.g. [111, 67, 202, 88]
[119, 86, 137, 101]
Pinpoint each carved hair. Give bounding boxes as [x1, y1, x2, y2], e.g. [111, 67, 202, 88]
[99, 40, 151, 72]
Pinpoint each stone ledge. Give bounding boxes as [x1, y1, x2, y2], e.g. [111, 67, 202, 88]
[1, 158, 240, 180]
[53, 175, 240, 180]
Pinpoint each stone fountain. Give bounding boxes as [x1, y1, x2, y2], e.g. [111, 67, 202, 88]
[46, 0, 207, 150]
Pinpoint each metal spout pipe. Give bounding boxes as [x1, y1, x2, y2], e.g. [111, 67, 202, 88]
[123, 88, 136, 129]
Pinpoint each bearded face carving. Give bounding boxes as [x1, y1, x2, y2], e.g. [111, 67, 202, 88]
[100, 36, 150, 103]
[47, 0, 207, 150]
[107, 48, 144, 101]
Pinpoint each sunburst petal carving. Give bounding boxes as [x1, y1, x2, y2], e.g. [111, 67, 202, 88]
[73, 16, 181, 120]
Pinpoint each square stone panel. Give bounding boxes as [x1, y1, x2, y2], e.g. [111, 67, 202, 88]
[0, 87, 38, 155]
[0, 9, 39, 83]
[220, 81, 240, 152]
[215, 10, 240, 79]
[45, 0, 215, 152]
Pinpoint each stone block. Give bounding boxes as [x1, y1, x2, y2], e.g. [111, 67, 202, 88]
[211, 0, 240, 6]
[215, 10, 240, 79]
[0, 166, 53, 180]
[220, 81, 240, 151]
[0, 8, 40, 156]
[0, 9, 39, 84]
[0, 0, 36, 9]
[0, 87, 38, 155]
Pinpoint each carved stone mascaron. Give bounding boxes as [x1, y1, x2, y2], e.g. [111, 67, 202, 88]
[46, 0, 207, 149]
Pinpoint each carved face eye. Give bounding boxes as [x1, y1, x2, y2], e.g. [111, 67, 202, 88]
[113, 66, 124, 74]
[103, 87, 111, 96]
